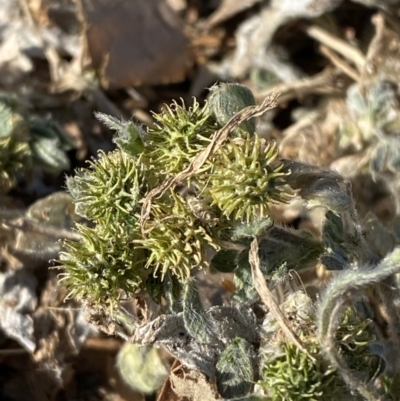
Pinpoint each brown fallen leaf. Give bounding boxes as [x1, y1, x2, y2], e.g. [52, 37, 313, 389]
[78, 0, 190, 88]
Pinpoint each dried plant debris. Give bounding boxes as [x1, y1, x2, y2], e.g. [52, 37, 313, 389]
[225, 0, 342, 78]
[169, 365, 219, 401]
[78, 0, 190, 87]
[1, 192, 80, 264]
[32, 276, 96, 396]
[0, 270, 37, 353]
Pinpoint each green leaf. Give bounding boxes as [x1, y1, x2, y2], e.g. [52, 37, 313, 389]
[284, 161, 352, 213]
[216, 337, 254, 398]
[30, 136, 70, 173]
[211, 249, 239, 273]
[233, 248, 258, 303]
[321, 211, 354, 270]
[208, 83, 256, 137]
[0, 103, 14, 138]
[182, 279, 213, 342]
[95, 112, 145, 157]
[232, 217, 273, 241]
[258, 227, 323, 276]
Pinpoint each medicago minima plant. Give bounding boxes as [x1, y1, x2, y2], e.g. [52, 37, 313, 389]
[59, 83, 400, 401]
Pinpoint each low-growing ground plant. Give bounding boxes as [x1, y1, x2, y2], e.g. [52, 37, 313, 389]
[58, 83, 400, 401]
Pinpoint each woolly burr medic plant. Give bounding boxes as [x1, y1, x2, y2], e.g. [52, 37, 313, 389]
[59, 83, 400, 400]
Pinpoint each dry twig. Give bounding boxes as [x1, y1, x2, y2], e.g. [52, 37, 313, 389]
[305, 25, 365, 71]
[254, 68, 342, 103]
[320, 45, 360, 82]
[249, 238, 316, 362]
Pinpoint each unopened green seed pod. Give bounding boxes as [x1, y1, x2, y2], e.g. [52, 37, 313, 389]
[208, 83, 256, 137]
[207, 136, 290, 222]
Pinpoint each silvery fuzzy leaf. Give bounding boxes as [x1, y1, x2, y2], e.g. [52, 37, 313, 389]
[386, 138, 400, 173]
[233, 249, 258, 303]
[216, 337, 254, 398]
[208, 305, 259, 344]
[363, 212, 398, 257]
[232, 217, 273, 241]
[321, 211, 353, 270]
[26, 191, 78, 229]
[283, 160, 343, 190]
[28, 116, 75, 174]
[0, 270, 37, 352]
[283, 160, 352, 213]
[10, 192, 80, 261]
[182, 279, 214, 343]
[95, 112, 145, 157]
[30, 136, 70, 174]
[370, 143, 388, 177]
[321, 248, 350, 270]
[346, 81, 394, 125]
[0, 102, 14, 138]
[303, 180, 352, 213]
[323, 210, 345, 245]
[133, 313, 218, 377]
